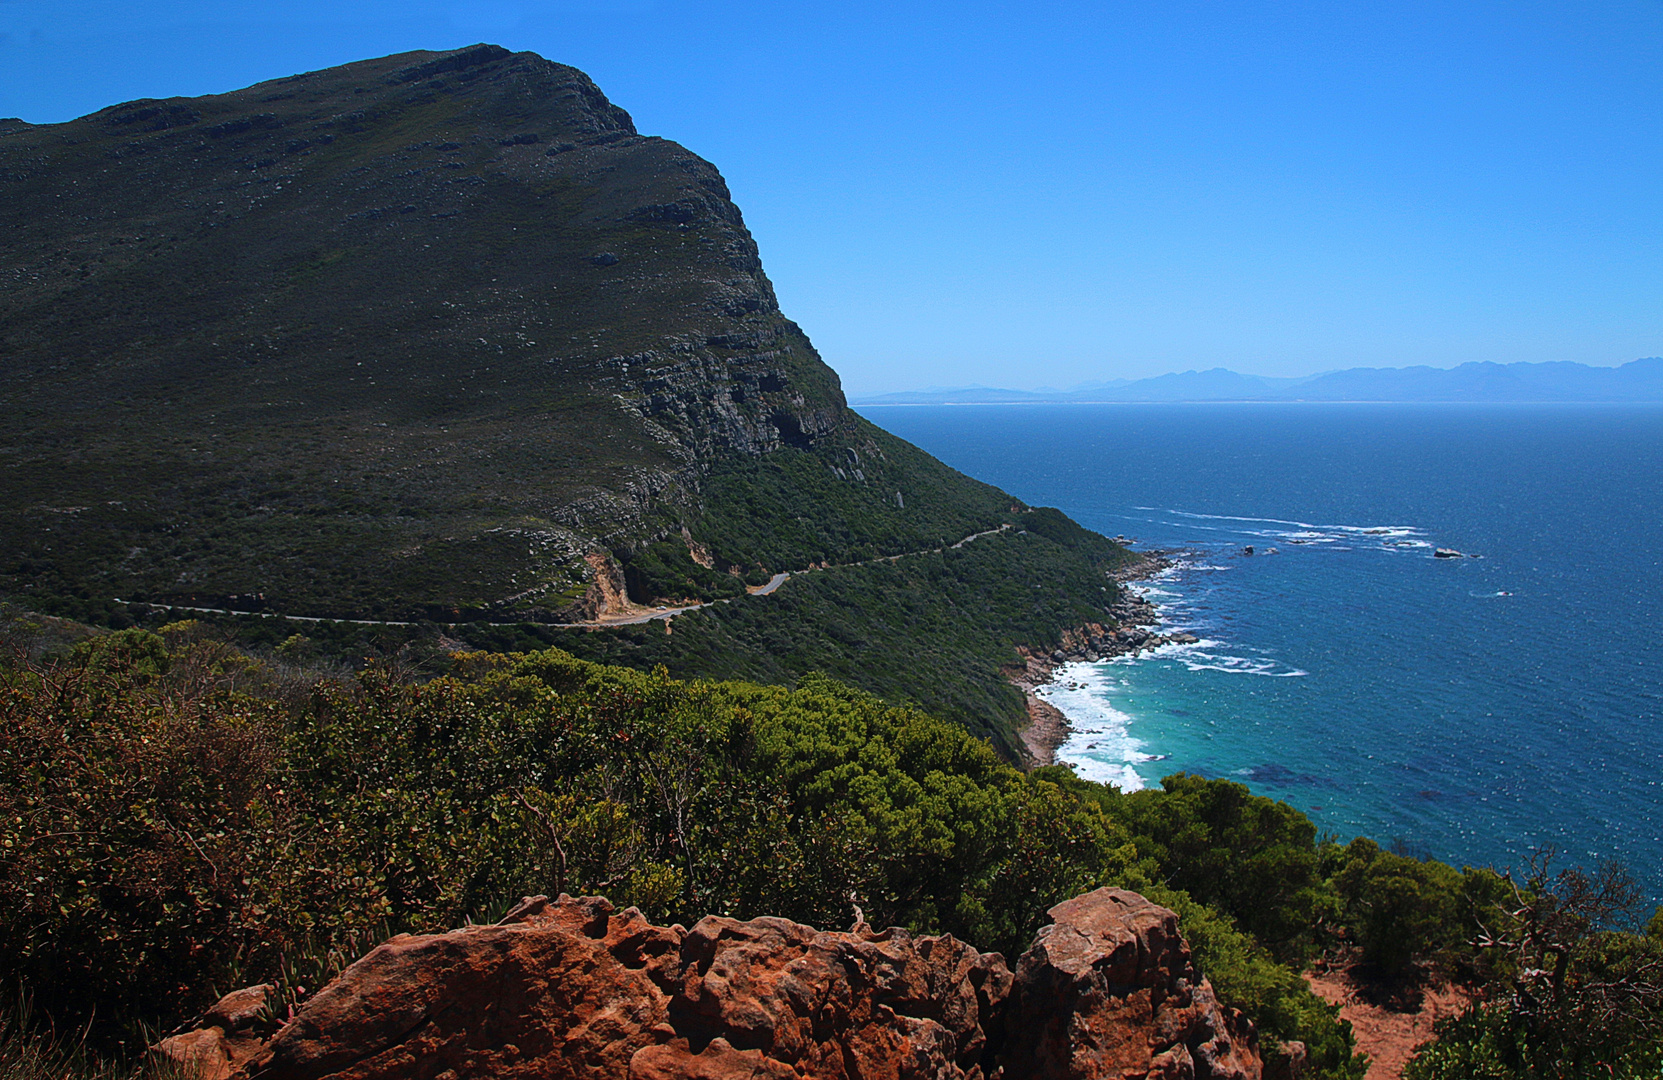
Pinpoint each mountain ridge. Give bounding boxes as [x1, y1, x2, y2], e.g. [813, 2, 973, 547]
[856, 357, 1663, 404]
[0, 43, 956, 619]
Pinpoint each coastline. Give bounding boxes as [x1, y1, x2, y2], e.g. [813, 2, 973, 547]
[1012, 551, 1193, 768]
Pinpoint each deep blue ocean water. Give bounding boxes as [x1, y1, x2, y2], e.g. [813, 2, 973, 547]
[864, 403, 1663, 897]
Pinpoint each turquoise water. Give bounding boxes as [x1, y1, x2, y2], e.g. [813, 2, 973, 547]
[864, 403, 1663, 895]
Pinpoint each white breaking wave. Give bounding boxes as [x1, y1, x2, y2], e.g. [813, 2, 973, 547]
[1036, 662, 1153, 791]
[1133, 507, 1314, 528]
[1105, 637, 1308, 678]
[1038, 542, 1316, 786]
[1169, 650, 1308, 678]
[1141, 507, 1423, 534]
[1132, 507, 1431, 550]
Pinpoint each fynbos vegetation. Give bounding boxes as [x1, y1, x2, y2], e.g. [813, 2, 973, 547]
[6, 625, 1659, 1077]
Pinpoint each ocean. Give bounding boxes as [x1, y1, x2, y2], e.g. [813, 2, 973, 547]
[863, 403, 1663, 897]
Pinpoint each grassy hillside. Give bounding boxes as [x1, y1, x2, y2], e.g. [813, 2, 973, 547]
[0, 45, 1140, 747]
[0, 44, 844, 620]
[475, 508, 1136, 756]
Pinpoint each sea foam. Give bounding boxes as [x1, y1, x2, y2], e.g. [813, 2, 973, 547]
[1134, 507, 1434, 553]
[1035, 662, 1153, 791]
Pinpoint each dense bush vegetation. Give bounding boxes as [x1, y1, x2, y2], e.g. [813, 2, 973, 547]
[33, 494, 1142, 762]
[620, 539, 748, 604]
[692, 431, 1019, 574]
[1403, 857, 1663, 1080]
[3, 626, 1659, 1078]
[504, 523, 1139, 756]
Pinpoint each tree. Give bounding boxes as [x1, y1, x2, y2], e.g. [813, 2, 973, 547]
[1408, 851, 1663, 1080]
[1330, 837, 1467, 978]
[1113, 774, 1326, 960]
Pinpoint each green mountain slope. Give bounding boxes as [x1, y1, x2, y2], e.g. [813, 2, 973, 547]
[0, 45, 1137, 747]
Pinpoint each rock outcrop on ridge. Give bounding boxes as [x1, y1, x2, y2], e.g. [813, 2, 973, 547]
[156, 888, 1259, 1080]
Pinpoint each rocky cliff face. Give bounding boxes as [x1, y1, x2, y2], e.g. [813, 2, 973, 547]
[0, 45, 865, 619]
[157, 888, 1259, 1080]
[1, 44, 839, 451]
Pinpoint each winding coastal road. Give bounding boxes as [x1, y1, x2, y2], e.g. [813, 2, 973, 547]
[114, 525, 1014, 631]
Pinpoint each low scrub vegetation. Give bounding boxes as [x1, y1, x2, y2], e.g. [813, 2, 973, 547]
[3, 626, 1659, 1078]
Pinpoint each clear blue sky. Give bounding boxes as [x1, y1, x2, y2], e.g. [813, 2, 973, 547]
[4, 1, 1660, 395]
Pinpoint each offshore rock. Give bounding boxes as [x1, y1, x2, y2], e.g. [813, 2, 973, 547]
[162, 889, 1258, 1079]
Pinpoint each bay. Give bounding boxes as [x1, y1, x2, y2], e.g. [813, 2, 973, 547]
[864, 403, 1663, 897]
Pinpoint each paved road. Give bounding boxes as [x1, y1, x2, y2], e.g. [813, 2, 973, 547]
[115, 527, 1012, 631]
[112, 601, 417, 627]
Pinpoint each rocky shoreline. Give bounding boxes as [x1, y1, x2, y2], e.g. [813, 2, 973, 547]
[1011, 551, 1196, 768]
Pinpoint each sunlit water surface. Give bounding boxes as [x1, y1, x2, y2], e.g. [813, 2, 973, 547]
[864, 403, 1663, 897]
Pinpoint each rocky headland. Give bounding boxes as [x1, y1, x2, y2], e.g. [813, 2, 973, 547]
[155, 887, 1260, 1080]
[1011, 553, 1197, 767]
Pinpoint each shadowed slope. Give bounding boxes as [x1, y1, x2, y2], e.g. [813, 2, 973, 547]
[1, 44, 881, 617]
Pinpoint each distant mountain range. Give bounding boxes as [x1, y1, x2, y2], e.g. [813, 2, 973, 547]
[853, 358, 1663, 405]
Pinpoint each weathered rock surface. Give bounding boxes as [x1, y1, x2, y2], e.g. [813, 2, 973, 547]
[248, 896, 681, 1080]
[1002, 890, 1259, 1080]
[153, 985, 275, 1080]
[161, 888, 1258, 1080]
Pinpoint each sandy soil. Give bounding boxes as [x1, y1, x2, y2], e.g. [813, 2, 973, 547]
[1305, 966, 1473, 1080]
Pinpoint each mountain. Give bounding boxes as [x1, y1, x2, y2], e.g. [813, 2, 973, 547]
[0, 45, 1137, 752]
[1290, 358, 1663, 401]
[855, 358, 1663, 404]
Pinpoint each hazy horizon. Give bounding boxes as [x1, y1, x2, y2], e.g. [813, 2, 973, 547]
[852, 355, 1658, 398]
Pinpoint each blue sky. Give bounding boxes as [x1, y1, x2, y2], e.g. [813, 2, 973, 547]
[3, 1, 1660, 395]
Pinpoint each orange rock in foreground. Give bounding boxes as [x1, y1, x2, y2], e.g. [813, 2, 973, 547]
[156, 888, 1260, 1080]
[1003, 890, 1259, 1080]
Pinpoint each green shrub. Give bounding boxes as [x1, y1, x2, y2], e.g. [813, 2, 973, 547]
[0, 635, 288, 1043]
[32, 630, 1649, 1080]
[1094, 773, 1327, 962]
[0, 640, 1130, 1041]
[1406, 856, 1663, 1079]
[621, 540, 745, 604]
[1151, 890, 1367, 1080]
[1404, 1000, 1663, 1080]
[1330, 838, 1467, 976]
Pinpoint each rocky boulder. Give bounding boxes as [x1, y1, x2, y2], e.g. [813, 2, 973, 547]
[152, 985, 276, 1080]
[656, 912, 1008, 1079]
[1003, 890, 1259, 1080]
[159, 889, 1259, 1079]
[244, 895, 682, 1080]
